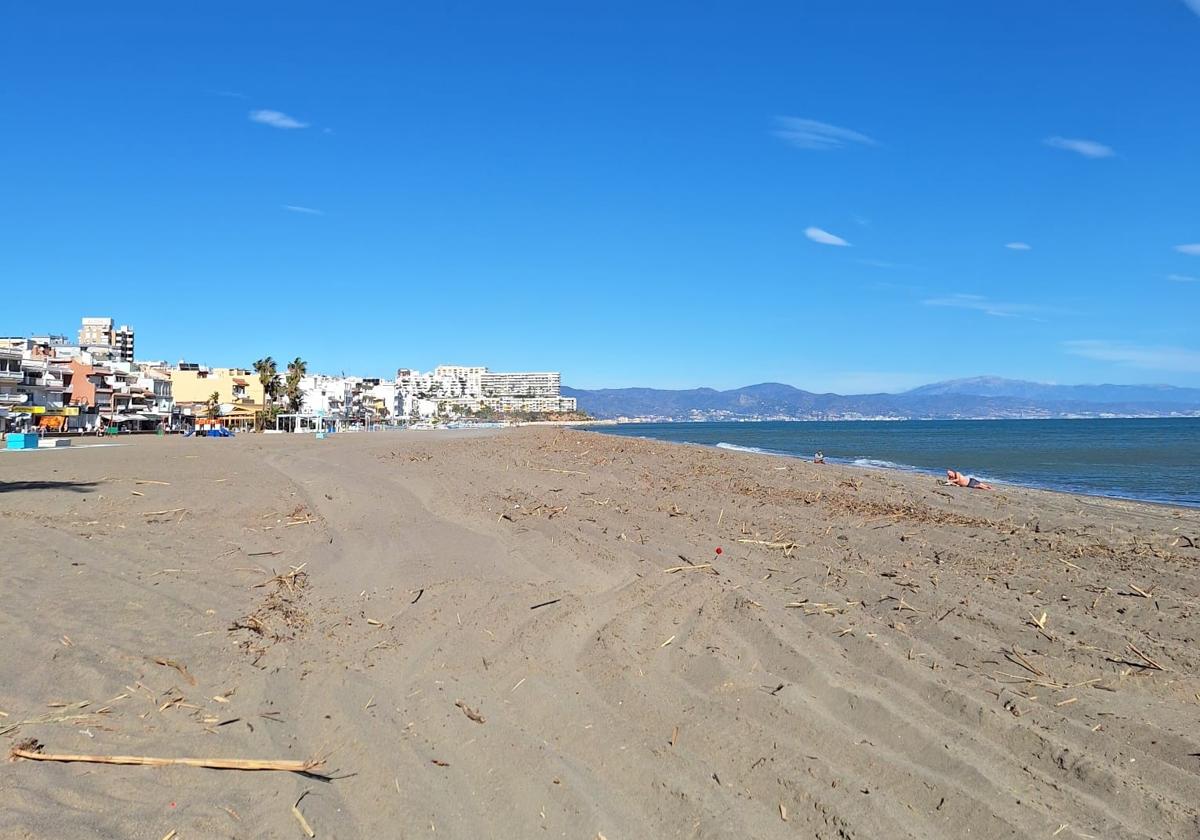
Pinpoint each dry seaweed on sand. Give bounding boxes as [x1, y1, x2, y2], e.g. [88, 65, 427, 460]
[455, 700, 486, 724]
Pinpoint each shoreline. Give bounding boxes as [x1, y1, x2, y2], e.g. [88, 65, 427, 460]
[589, 418, 1200, 510]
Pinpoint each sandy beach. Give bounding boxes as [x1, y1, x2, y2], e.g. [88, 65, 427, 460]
[1, 428, 1198, 839]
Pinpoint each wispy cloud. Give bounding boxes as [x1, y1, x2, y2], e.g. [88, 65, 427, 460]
[1064, 340, 1200, 373]
[1174, 243, 1200, 255]
[250, 109, 309, 129]
[1168, 273, 1198, 283]
[923, 293, 1039, 319]
[805, 226, 851, 247]
[1044, 136, 1115, 159]
[1185, 0, 1200, 17]
[1005, 242, 1032, 251]
[283, 205, 323, 215]
[775, 118, 876, 151]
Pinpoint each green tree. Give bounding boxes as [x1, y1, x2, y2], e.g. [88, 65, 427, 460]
[285, 357, 307, 413]
[205, 391, 221, 419]
[252, 357, 279, 430]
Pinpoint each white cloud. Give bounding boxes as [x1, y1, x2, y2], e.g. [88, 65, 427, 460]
[805, 226, 851, 247]
[1064, 340, 1200, 373]
[1005, 242, 1032, 251]
[250, 109, 309, 129]
[923, 293, 1038, 318]
[1168, 273, 1198, 283]
[1044, 136, 1115, 159]
[1174, 243, 1200, 255]
[1185, 0, 1200, 16]
[775, 118, 876, 150]
[283, 205, 323, 215]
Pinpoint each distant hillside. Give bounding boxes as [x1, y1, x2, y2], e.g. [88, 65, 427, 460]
[903, 376, 1200, 405]
[562, 377, 1200, 420]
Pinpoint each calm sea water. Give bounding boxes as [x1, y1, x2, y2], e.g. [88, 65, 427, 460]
[595, 418, 1200, 508]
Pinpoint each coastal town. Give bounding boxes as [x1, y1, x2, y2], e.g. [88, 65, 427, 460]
[0, 315, 584, 437]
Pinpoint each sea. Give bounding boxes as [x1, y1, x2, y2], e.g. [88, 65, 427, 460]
[594, 417, 1200, 508]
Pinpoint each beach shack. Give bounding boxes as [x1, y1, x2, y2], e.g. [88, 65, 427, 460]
[274, 412, 339, 434]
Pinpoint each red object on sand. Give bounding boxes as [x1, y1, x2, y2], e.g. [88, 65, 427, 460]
[714, 547, 723, 555]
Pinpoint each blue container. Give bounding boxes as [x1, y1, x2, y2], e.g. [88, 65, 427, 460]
[5, 433, 40, 450]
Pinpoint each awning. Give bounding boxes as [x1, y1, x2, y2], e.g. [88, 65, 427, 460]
[109, 414, 140, 423]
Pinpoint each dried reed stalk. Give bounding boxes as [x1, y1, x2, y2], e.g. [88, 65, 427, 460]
[10, 742, 323, 775]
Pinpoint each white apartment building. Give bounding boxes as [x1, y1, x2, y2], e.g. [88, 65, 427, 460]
[0, 338, 77, 430]
[298, 375, 354, 416]
[393, 365, 577, 417]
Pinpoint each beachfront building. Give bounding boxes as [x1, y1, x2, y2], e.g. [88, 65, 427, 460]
[167, 364, 264, 429]
[78, 316, 135, 363]
[393, 365, 577, 418]
[0, 337, 79, 431]
[298, 374, 353, 418]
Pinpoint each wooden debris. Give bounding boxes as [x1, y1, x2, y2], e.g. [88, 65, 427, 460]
[662, 563, 713, 574]
[455, 701, 485, 724]
[141, 508, 186, 517]
[1126, 642, 1165, 671]
[735, 538, 798, 555]
[530, 598, 561, 610]
[660, 635, 675, 648]
[9, 740, 325, 775]
[292, 790, 315, 838]
[152, 658, 197, 686]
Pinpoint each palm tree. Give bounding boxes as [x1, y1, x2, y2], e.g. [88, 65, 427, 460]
[285, 357, 307, 413]
[205, 391, 221, 419]
[252, 357, 278, 430]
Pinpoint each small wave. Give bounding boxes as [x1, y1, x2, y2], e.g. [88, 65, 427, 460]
[716, 442, 770, 455]
[851, 457, 921, 472]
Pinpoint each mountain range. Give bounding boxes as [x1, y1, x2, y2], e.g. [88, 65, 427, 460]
[562, 377, 1200, 421]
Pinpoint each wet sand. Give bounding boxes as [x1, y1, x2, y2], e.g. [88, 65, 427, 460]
[1, 427, 1198, 838]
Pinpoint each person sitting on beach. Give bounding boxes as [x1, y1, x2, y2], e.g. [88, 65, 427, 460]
[813, 450, 825, 464]
[946, 469, 993, 490]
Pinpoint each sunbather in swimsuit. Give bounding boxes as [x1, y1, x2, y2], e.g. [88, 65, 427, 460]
[946, 469, 993, 490]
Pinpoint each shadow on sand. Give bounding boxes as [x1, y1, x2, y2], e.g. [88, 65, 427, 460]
[0, 480, 100, 494]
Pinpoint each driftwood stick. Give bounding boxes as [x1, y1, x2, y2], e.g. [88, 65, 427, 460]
[10, 743, 323, 775]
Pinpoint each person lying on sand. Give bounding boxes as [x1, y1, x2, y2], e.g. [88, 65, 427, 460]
[946, 469, 993, 490]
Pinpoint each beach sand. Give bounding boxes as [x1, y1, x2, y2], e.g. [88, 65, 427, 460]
[1, 428, 1198, 839]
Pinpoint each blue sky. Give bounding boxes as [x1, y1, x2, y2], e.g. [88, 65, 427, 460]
[2, 1, 1199, 392]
